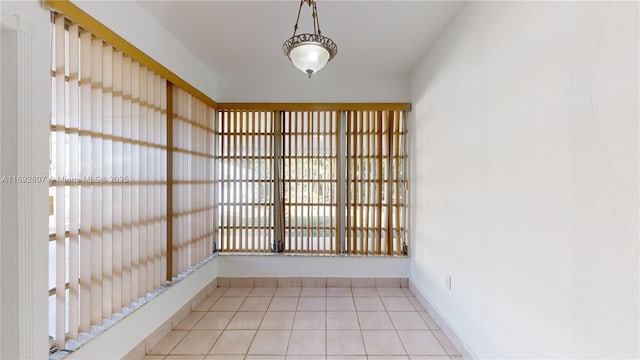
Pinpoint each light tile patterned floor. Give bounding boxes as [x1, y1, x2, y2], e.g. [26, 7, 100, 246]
[144, 287, 462, 360]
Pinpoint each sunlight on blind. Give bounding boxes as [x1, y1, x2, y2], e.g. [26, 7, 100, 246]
[217, 110, 275, 252]
[171, 87, 216, 275]
[50, 14, 167, 347]
[345, 110, 408, 255]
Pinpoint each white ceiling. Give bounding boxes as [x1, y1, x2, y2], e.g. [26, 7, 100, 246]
[137, 1, 465, 101]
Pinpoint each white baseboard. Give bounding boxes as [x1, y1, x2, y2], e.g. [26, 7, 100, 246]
[409, 279, 479, 359]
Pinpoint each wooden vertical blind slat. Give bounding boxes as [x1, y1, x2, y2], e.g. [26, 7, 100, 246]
[54, 14, 66, 348]
[67, 21, 80, 341]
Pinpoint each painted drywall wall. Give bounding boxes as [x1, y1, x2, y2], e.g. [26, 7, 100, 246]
[71, 0, 219, 101]
[410, 2, 639, 358]
[217, 70, 411, 103]
[68, 257, 218, 360]
[218, 255, 409, 278]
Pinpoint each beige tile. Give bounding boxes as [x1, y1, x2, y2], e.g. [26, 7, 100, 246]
[171, 330, 221, 355]
[397, 330, 447, 356]
[357, 312, 394, 330]
[254, 277, 278, 287]
[175, 311, 206, 330]
[327, 297, 355, 311]
[354, 297, 385, 311]
[193, 312, 235, 330]
[250, 287, 277, 297]
[227, 311, 265, 329]
[278, 277, 302, 287]
[375, 278, 401, 288]
[327, 277, 351, 288]
[287, 330, 325, 355]
[192, 296, 219, 312]
[326, 356, 368, 360]
[164, 356, 205, 360]
[288, 357, 325, 360]
[247, 356, 285, 360]
[326, 330, 365, 355]
[209, 329, 256, 354]
[418, 312, 440, 330]
[301, 287, 326, 297]
[326, 287, 352, 297]
[297, 297, 326, 311]
[145, 321, 171, 352]
[408, 356, 449, 360]
[351, 277, 376, 288]
[205, 355, 244, 360]
[147, 330, 187, 355]
[352, 288, 378, 297]
[293, 311, 325, 329]
[361, 330, 406, 355]
[240, 297, 273, 311]
[275, 287, 301, 297]
[408, 297, 426, 311]
[269, 296, 299, 311]
[140, 356, 165, 360]
[229, 277, 253, 287]
[400, 278, 409, 288]
[210, 297, 245, 311]
[216, 277, 230, 287]
[368, 357, 410, 360]
[388, 312, 429, 330]
[302, 277, 326, 288]
[249, 330, 291, 355]
[327, 311, 359, 330]
[261, 311, 295, 329]
[223, 287, 252, 297]
[377, 288, 406, 297]
[433, 330, 461, 356]
[381, 297, 415, 311]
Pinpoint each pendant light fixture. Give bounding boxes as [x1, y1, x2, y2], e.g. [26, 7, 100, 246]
[282, 0, 337, 78]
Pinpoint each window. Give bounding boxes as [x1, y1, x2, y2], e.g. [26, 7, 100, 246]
[216, 107, 408, 255]
[49, 14, 216, 348]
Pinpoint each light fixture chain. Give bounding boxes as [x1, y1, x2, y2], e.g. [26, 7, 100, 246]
[312, 1, 322, 35]
[292, 0, 305, 37]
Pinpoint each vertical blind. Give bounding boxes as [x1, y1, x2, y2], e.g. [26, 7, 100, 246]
[216, 108, 407, 255]
[170, 86, 216, 276]
[217, 111, 275, 252]
[345, 110, 408, 255]
[49, 14, 216, 348]
[281, 111, 338, 254]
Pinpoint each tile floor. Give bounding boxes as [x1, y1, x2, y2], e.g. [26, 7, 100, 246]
[144, 287, 462, 360]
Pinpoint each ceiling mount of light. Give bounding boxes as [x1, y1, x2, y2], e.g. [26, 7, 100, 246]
[282, 0, 337, 78]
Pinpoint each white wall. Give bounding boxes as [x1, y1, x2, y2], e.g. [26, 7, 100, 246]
[218, 255, 409, 278]
[410, 2, 639, 358]
[217, 70, 410, 103]
[72, 0, 219, 101]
